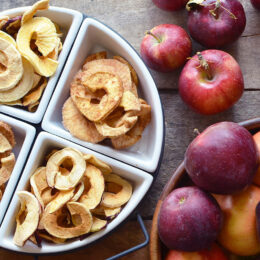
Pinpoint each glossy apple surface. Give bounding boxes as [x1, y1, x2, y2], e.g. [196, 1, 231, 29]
[185, 122, 259, 194]
[140, 24, 191, 72]
[253, 131, 260, 186]
[187, 0, 246, 48]
[179, 50, 244, 115]
[152, 0, 188, 11]
[251, 0, 260, 9]
[214, 185, 260, 256]
[158, 186, 222, 251]
[165, 244, 228, 260]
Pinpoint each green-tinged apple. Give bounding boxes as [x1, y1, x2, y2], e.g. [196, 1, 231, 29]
[140, 24, 191, 72]
[185, 122, 259, 194]
[179, 50, 244, 115]
[158, 187, 222, 251]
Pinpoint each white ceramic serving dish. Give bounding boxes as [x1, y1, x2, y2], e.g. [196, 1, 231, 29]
[42, 17, 164, 173]
[0, 113, 35, 225]
[0, 6, 83, 124]
[0, 131, 153, 254]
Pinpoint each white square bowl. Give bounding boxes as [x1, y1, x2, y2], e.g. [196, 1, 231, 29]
[0, 113, 35, 225]
[0, 6, 83, 124]
[0, 131, 153, 254]
[42, 17, 164, 173]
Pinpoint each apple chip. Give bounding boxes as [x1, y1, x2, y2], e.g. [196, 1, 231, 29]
[101, 174, 132, 208]
[71, 72, 123, 122]
[46, 147, 86, 190]
[113, 55, 139, 86]
[13, 191, 41, 246]
[79, 164, 105, 209]
[0, 16, 9, 30]
[62, 98, 104, 143]
[38, 231, 66, 244]
[41, 188, 59, 206]
[92, 204, 121, 220]
[0, 153, 15, 187]
[28, 101, 40, 112]
[83, 154, 112, 174]
[0, 38, 23, 91]
[0, 132, 12, 154]
[83, 59, 132, 91]
[0, 121, 16, 147]
[43, 202, 93, 239]
[71, 181, 84, 202]
[119, 90, 141, 111]
[0, 30, 16, 46]
[90, 217, 107, 232]
[22, 0, 50, 25]
[83, 51, 107, 65]
[0, 99, 23, 106]
[4, 16, 21, 37]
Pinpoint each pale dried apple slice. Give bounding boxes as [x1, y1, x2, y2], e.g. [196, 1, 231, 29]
[0, 153, 15, 186]
[0, 132, 12, 154]
[13, 191, 41, 246]
[0, 99, 23, 106]
[43, 202, 93, 239]
[0, 38, 23, 91]
[17, 17, 59, 77]
[71, 72, 123, 122]
[79, 164, 105, 210]
[0, 16, 9, 29]
[83, 154, 112, 174]
[0, 30, 16, 46]
[101, 174, 132, 208]
[46, 148, 86, 190]
[0, 57, 34, 102]
[62, 98, 104, 143]
[90, 217, 107, 232]
[91, 204, 121, 220]
[38, 231, 66, 244]
[41, 188, 59, 206]
[22, 0, 50, 25]
[71, 181, 84, 202]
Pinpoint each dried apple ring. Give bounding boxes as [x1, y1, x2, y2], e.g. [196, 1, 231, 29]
[17, 17, 59, 77]
[83, 154, 112, 174]
[0, 38, 23, 91]
[13, 191, 41, 246]
[0, 132, 12, 153]
[79, 164, 105, 209]
[46, 148, 86, 190]
[101, 174, 132, 208]
[0, 57, 34, 102]
[72, 72, 123, 122]
[38, 231, 66, 244]
[41, 188, 59, 206]
[83, 51, 107, 65]
[71, 181, 84, 202]
[0, 153, 15, 186]
[0, 30, 16, 46]
[43, 202, 93, 239]
[90, 217, 107, 232]
[119, 90, 141, 111]
[62, 98, 104, 143]
[91, 204, 121, 220]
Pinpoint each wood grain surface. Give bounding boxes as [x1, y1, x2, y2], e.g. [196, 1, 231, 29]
[0, 0, 259, 259]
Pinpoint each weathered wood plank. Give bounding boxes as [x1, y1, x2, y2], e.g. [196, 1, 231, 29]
[0, 0, 259, 90]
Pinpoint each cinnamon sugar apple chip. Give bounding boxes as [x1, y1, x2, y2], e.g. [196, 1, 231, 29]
[62, 98, 104, 143]
[113, 55, 139, 86]
[0, 153, 15, 186]
[0, 57, 34, 102]
[0, 30, 16, 46]
[23, 77, 47, 106]
[83, 154, 112, 174]
[72, 72, 123, 122]
[0, 38, 23, 91]
[83, 59, 132, 91]
[0, 132, 12, 153]
[13, 191, 41, 247]
[79, 164, 105, 210]
[83, 51, 107, 65]
[46, 147, 86, 190]
[21, 0, 50, 25]
[101, 174, 132, 208]
[119, 90, 141, 111]
[43, 202, 93, 239]
[17, 17, 59, 76]
[0, 120, 16, 147]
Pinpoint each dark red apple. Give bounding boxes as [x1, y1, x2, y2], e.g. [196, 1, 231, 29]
[185, 122, 259, 194]
[178, 50, 244, 115]
[165, 244, 228, 260]
[251, 0, 260, 10]
[140, 24, 191, 72]
[187, 0, 246, 48]
[152, 0, 188, 11]
[158, 186, 222, 251]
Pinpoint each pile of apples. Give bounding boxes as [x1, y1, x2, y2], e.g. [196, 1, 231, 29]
[158, 121, 260, 259]
[140, 0, 260, 115]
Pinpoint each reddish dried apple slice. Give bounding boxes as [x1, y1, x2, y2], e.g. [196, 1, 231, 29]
[101, 174, 132, 208]
[13, 191, 41, 246]
[79, 164, 105, 210]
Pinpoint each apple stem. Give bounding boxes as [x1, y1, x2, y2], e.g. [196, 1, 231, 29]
[197, 52, 213, 81]
[145, 31, 162, 43]
[209, 0, 237, 20]
[194, 128, 200, 136]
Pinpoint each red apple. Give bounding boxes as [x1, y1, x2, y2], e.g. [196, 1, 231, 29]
[152, 0, 188, 11]
[178, 50, 244, 115]
[140, 24, 191, 72]
[251, 0, 260, 10]
[158, 186, 222, 251]
[165, 244, 228, 260]
[185, 122, 259, 194]
[186, 0, 246, 48]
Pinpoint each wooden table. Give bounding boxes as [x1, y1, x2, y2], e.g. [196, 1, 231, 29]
[1, 0, 259, 259]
